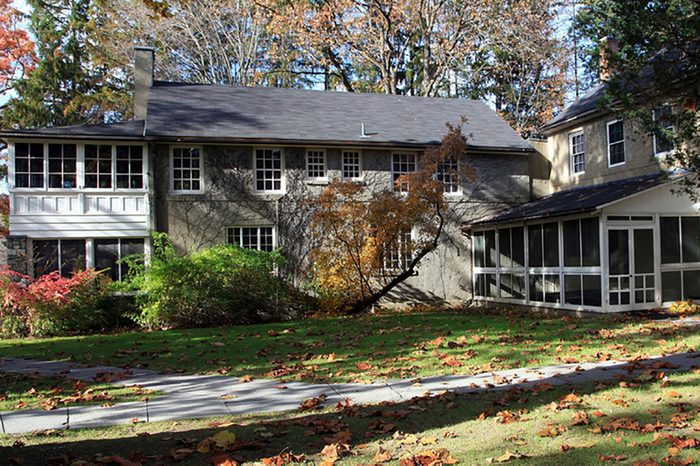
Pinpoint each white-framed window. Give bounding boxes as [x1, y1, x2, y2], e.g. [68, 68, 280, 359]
[115, 145, 144, 189]
[607, 120, 625, 167]
[342, 150, 362, 180]
[171, 146, 202, 192]
[14, 142, 44, 188]
[569, 131, 585, 175]
[48, 143, 77, 189]
[436, 157, 460, 194]
[305, 149, 326, 180]
[84, 144, 113, 189]
[254, 148, 284, 192]
[383, 228, 414, 271]
[226, 226, 275, 252]
[94, 238, 145, 281]
[32, 239, 86, 277]
[653, 105, 675, 156]
[392, 152, 416, 193]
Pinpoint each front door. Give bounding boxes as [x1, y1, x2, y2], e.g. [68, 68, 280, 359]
[607, 227, 655, 309]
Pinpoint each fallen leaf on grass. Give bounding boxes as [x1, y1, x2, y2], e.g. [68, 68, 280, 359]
[209, 453, 237, 466]
[373, 448, 393, 463]
[488, 451, 528, 463]
[599, 454, 627, 462]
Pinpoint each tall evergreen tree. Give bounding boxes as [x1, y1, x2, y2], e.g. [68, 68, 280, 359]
[1, 0, 130, 128]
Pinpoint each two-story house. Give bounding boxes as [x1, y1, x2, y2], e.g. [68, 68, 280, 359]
[466, 83, 700, 312]
[0, 47, 534, 304]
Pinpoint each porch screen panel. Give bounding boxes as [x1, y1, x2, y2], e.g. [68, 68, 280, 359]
[528, 225, 543, 267]
[512, 227, 525, 268]
[563, 220, 580, 266]
[499, 229, 511, 268]
[581, 218, 600, 266]
[485, 230, 496, 267]
[683, 271, 700, 299]
[662, 271, 682, 302]
[33, 240, 59, 277]
[681, 217, 700, 263]
[608, 230, 629, 275]
[473, 232, 485, 267]
[543, 223, 559, 267]
[95, 240, 120, 281]
[60, 240, 86, 277]
[582, 275, 602, 307]
[660, 217, 681, 263]
[564, 275, 582, 305]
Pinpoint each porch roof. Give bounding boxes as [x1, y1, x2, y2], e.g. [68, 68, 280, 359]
[0, 120, 145, 140]
[467, 172, 667, 228]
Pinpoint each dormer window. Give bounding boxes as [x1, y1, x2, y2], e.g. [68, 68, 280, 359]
[569, 131, 585, 175]
[607, 120, 625, 167]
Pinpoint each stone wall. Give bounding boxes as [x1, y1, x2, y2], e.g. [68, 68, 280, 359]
[3, 235, 28, 275]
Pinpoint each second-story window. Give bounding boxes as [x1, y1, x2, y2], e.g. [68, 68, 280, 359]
[116, 145, 144, 189]
[85, 144, 113, 189]
[306, 150, 326, 179]
[48, 144, 77, 188]
[569, 131, 585, 175]
[436, 157, 460, 194]
[255, 148, 283, 192]
[14, 143, 44, 188]
[342, 151, 361, 180]
[392, 152, 416, 193]
[653, 106, 675, 156]
[607, 120, 625, 167]
[172, 147, 202, 192]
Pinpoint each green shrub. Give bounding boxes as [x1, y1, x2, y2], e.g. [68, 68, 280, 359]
[135, 245, 312, 328]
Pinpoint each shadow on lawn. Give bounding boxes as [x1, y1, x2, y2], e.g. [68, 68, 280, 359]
[2, 352, 699, 465]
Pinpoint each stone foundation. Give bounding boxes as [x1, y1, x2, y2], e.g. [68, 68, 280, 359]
[4, 235, 28, 275]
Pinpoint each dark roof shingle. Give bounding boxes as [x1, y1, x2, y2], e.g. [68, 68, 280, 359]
[0, 120, 145, 139]
[468, 173, 666, 227]
[144, 81, 533, 151]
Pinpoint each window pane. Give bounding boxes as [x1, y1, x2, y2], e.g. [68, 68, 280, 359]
[544, 274, 560, 303]
[543, 222, 559, 267]
[486, 274, 498, 298]
[32, 240, 59, 277]
[500, 274, 513, 299]
[582, 275, 602, 307]
[564, 275, 582, 305]
[681, 217, 700, 263]
[662, 271, 682, 303]
[60, 240, 86, 277]
[498, 229, 511, 268]
[660, 217, 681, 263]
[120, 239, 145, 279]
[529, 275, 543, 302]
[511, 227, 524, 268]
[473, 232, 484, 268]
[608, 229, 629, 275]
[95, 240, 120, 281]
[581, 218, 600, 266]
[528, 225, 543, 268]
[485, 230, 496, 268]
[563, 220, 580, 267]
[683, 270, 700, 300]
[475, 274, 486, 297]
[633, 229, 654, 274]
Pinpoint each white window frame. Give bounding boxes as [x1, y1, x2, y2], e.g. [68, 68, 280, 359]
[226, 225, 276, 252]
[436, 156, 462, 195]
[47, 143, 78, 189]
[114, 145, 146, 190]
[253, 147, 285, 194]
[568, 130, 585, 175]
[341, 150, 363, 181]
[30, 238, 87, 278]
[606, 119, 626, 168]
[83, 143, 114, 190]
[383, 227, 415, 272]
[9, 140, 148, 193]
[391, 152, 417, 193]
[170, 145, 204, 194]
[652, 106, 676, 158]
[11, 142, 45, 190]
[305, 149, 327, 181]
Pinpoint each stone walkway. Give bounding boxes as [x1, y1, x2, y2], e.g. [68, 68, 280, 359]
[1, 351, 700, 434]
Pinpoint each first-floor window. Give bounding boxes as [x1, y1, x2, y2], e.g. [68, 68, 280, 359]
[436, 157, 460, 194]
[392, 153, 416, 192]
[32, 239, 86, 277]
[172, 147, 202, 192]
[48, 144, 77, 189]
[255, 149, 283, 192]
[95, 238, 145, 281]
[14, 142, 44, 188]
[226, 226, 275, 252]
[306, 150, 326, 179]
[383, 228, 413, 271]
[342, 151, 361, 180]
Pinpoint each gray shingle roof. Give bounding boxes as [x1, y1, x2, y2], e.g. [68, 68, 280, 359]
[0, 120, 145, 139]
[144, 81, 533, 151]
[541, 84, 607, 133]
[468, 172, 666, 227]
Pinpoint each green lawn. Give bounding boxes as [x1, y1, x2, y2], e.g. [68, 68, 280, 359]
[0, 372, 158, 412]
[0, 308, 698, 384]
[1, 369, 698, 465]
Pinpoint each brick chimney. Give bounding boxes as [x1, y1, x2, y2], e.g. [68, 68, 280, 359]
[133, 46, 155, 120]
[599, 36, 620, 82]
